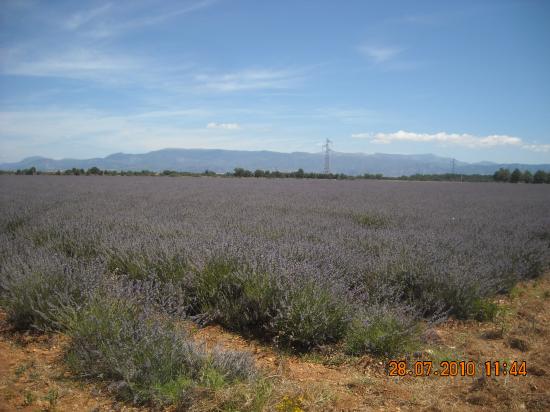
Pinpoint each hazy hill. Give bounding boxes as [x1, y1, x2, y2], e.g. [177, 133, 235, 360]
[1, 148, 549, 177]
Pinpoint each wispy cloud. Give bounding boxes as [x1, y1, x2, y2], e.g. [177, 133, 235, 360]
[195, 68, 304, 92]
[207, 122, 241, 130]
[1, 43, 307, 97]
[0, 109, 292, 161]
[132, 109, 212, 119]
[352, 130, 523, 148]
[313, 107, 381, 122]
[0, 47, 140, 81]
[0, 109, 199, 140]
[358, 44, 403, 63]
[521, 143, 550, 153]
[0, 109, 228, 155]
[63, 3, 112, 30]
[1, 2, 305, 95]
[81, 0, 216, 39]
[386, 13, 443, 26]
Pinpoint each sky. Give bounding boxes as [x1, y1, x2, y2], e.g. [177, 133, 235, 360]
[1, 0, 549, 164]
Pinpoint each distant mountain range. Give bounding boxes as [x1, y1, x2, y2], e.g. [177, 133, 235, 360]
[1, 148, 549, 177]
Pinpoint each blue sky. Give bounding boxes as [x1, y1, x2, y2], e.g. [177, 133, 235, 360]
[1, 0, 549, 164]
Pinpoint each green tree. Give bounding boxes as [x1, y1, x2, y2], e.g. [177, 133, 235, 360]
[87, 166, 102, 175]
[521, 170, 533, 183]
[510, 168, 521, 183]
[69, 168, 84, 175]
[533, 170, 547, 184]
[233, 167, 252, 177]
[493, 168, 510, 182]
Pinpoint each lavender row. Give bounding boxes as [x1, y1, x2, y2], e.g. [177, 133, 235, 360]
[1, 176, 549, 351]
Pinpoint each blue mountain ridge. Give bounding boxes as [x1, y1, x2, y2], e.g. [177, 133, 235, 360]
[1, 148, 549, 177]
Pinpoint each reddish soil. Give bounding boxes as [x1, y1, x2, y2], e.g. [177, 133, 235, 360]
[0, 322, 145, 412]
[1, 273, 549, 411]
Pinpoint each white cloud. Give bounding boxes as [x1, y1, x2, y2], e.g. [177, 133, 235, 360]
[352, 130, 524, 148]
[207, 122, 241, 130]
[358, 45, 402, 63]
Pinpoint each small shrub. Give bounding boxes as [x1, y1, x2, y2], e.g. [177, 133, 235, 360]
[344, 313, 418, 357]
[383, 264, 448, 318]
[107, 252, 188, 283]
[190, 378, 273, 412]
[470, 298, 499, 322]
[28, 227, 100, 259]
[389, 263, 493, 321]
[535, 230, 550, 247]
[353, 213, 389, 229]
[63, 294, 255, 405]
[44, 388, 59, 409]
[209, 346, 257, 382]
[193, 258, 241, 315]
[195, 260, 349, 350]
[194, 259, 281, 335]
[107, 252, 144, 278]
[4, 216, 26, 234]
[514, 249, 546, 280]
[508, 336, 529, 352]
[14, 361, 34, 378]
[275, 394, 305, 412]
[441, 284, 483, 320]
[509, 285, 522, 299]
[55, 235, 99, 259]
[273, 281, 350, 350]
[0, 254, 98, 331]
[109, 275, 192, 318]
[23, 391, 36, 406]
[63, 295, 201, 403]
[152, 377, 194, 405]
[481, 328, 504, 340]
[153, 256, 189, 283]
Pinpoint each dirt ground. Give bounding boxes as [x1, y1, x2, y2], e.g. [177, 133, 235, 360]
[1, 274, 549, 411]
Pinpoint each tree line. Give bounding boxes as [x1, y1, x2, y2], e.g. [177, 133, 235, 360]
[493, 168, 550, 184]
[10, 167, 160, 176]
[2, 166, 549, 183]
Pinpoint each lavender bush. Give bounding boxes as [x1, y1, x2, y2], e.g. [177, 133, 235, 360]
[62, 293, 255, 405]
[1, 175, 549, 358]
[0, 248, 102, 331]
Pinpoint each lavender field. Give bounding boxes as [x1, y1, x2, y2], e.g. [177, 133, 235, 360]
[1, 175, 550, 406]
